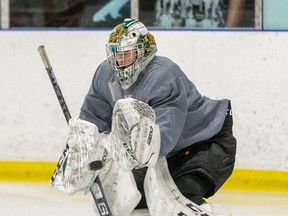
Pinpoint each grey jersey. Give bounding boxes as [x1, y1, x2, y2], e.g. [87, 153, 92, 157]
[79, 56, 228, 156]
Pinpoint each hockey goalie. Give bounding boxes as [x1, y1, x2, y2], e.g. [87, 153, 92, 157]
[50, 18, 237, 216]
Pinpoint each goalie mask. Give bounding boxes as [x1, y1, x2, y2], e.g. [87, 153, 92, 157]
[106, 18, 157, 89]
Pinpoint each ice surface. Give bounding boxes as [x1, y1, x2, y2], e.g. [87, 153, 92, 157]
[0, 183, 287, 216]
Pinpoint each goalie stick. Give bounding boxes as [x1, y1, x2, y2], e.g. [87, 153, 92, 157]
[38, 45, 113, 216]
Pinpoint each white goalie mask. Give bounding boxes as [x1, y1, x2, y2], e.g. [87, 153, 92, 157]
[106, 18, 157, 89]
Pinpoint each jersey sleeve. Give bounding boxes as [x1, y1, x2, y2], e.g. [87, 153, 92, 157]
[79, 65, 113, 133]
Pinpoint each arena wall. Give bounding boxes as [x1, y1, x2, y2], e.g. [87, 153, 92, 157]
[1, 30, 287, 191]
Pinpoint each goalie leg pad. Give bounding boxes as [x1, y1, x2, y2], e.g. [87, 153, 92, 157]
[131, 209, 150, 216]
[144, 157, 211, 216]
[93, 159, 141, 216]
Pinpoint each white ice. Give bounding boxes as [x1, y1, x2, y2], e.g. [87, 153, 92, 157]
[0, 183, 287, 216]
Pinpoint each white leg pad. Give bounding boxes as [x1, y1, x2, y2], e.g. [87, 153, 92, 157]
[93, 159, 141, 216]
[144, 157, 211, 216]
[131, 209, 150, 216]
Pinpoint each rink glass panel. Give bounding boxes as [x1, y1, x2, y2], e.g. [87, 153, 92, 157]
[1, 1, 288, 31]
[139, 0, 256, 29]
[263, 0, 288, 30]
[8, 0, 130, 28]
[0, 0, 255, 29]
